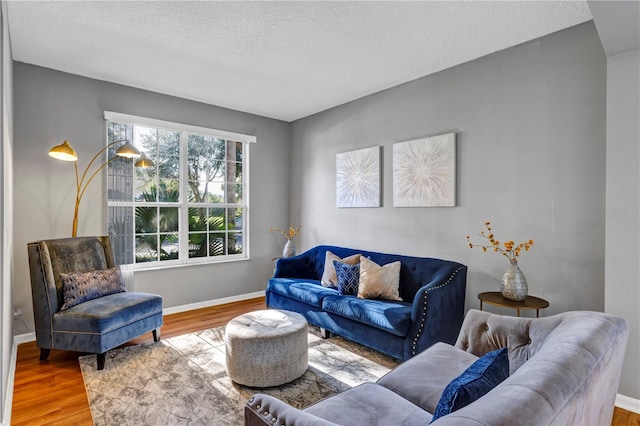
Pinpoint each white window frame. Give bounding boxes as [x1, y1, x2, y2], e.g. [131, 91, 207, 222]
[105, 111, 255, 269]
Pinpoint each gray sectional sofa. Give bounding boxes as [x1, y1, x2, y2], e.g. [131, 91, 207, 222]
[245, 309, 629, 426]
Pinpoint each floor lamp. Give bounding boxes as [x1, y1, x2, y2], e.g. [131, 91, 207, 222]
[48, 139, 154, 237]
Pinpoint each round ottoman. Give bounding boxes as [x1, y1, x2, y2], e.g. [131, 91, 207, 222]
[225, 309, 308, 387]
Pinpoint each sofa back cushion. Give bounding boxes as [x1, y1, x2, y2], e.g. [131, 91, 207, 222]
[312, 245, 465, 302]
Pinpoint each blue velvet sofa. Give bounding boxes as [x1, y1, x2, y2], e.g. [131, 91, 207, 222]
[266, 245, 467, 361]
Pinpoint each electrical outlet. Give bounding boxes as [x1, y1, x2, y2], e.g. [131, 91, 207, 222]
[13, 307, 22, 319]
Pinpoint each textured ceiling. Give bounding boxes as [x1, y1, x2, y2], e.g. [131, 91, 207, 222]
[6, 1, 592, 122]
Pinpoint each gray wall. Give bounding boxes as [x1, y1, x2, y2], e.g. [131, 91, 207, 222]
[604, 47, 640, 402]
[291, 22, 606, 317]
[12, 63, 291, 331]
[590, 0, 640, 402]
[605, 50, 640, 402]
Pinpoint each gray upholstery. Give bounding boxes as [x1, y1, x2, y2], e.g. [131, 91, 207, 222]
[27, 236, 164, 370]
[245, 309, 629, 426]
[377, 342, 478, 414]
[226, 309, 308, 387]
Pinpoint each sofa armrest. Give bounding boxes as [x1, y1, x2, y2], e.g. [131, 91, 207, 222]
[245, 394, 339, 426]
[273, 252, 319, 280]
[404, 265, 467, 359]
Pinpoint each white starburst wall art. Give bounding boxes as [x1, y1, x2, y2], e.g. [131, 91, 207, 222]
[336, 146, 381, 208]
[393, 133, 456, 207]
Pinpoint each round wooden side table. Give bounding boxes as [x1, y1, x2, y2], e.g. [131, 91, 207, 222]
[477, 291, 549, 317]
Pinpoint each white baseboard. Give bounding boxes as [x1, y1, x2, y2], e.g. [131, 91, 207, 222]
[616, 393, 640, 414]
[13, 332, 35, 344]
[162, 290, 265, 316]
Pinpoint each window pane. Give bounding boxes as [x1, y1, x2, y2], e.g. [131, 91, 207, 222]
[233, 141, 243, 162]
[209, 208, 225, 230]
[230, 162, 242, 182]
[159, 207, 179, 232]
[135, 235, 158, 263]
[189, 208, 207, 231]
[230, 208, 242, 231]
[228, 232, 243, 254]
[160, 233, 179, 260]
[228, 183, 242, 204]
[133, 169, 158, 203]
[188, 233, 207, 258]
[135, 207, 157, 233]
[157, 180, 180, 202]
[209, 232, 225, 256]
[188, 180, 224, 203]
[187, 135, 226, 204]
[108, 206, 135, 264]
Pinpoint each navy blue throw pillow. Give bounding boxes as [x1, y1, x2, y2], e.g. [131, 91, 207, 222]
[431, 347, 509, 422]
[333, 260, 360, 296]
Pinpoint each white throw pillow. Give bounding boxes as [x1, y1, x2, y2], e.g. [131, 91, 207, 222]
[321, 251, 362, 287]
[357, 256, 402, 301]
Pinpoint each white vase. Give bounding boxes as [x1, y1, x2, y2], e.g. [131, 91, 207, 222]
[282, 239, 296, 257]
[501, 260, 528, 301]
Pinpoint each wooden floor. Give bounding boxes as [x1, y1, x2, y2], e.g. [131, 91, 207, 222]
[11, 297, 266, 426]
[11, 297, 640, 425]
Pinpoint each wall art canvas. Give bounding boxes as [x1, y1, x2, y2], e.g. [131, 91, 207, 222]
[336, 146, 381, 208]
[393, 133, 456, 207]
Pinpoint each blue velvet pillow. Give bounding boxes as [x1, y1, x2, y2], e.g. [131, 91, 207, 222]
[431, 347, 509, 422]
[333, 260, 360, 296]
[59, 267, 126, 310]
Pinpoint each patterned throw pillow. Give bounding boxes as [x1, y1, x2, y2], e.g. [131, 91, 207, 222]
[357, 256, 402, 301]
[431, 347, 509, 422]
[59, 267, 126, 310]
[321, 251, 362, 287]
[333, 260, 360, 296]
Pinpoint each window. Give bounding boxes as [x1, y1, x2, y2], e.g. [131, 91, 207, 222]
[105, 112, 254, 268]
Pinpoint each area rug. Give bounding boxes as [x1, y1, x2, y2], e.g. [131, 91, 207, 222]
[79, 326, 399, 425]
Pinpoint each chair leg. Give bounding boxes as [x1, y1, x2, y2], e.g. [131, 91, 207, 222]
[153, 328, 161, 342]
[97, 353, 106, 370]
[39, 348, 50, 361]
[320, 328, 331, 339]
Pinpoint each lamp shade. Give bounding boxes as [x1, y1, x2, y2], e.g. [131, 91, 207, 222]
[135, 153, 155, 168]
[48, 140, 78, 161]
[115, 140, 142, 158]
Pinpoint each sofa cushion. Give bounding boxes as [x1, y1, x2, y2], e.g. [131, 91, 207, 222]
[321, 251, 362, 287]
[304, 382, 433, 425]
[377, 342, 479, 413]
[59, 267, 125, 310]
[268, 278, 338, 308]
[322, 295, 412, 336]
[358, 256, 402, 301]
[334, 261, 361, 296]
[431, 347, 509, 422]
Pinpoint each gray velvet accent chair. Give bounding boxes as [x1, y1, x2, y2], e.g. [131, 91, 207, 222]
[27, 236, 163, 370]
